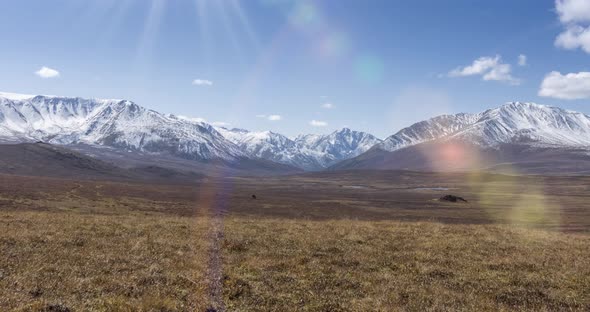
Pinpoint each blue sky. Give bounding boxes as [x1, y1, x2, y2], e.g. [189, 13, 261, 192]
[1, 0, 590, 138]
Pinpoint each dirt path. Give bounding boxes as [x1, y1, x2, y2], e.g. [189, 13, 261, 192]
[206, 213, 225, 312]
[203, 184, 230, 312]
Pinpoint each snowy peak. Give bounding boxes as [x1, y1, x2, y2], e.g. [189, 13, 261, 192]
[379, 101, 590, 152]
[216, 127, 297, 161]
[0, 93, 244, 161]
[0, 92, 381, 169]
[4, 93, 588, 172]
[296, 128, 382, 161]
[0, 94, 118, 137]
[379, 113, 480, 151]
[216, 127, 382, 170]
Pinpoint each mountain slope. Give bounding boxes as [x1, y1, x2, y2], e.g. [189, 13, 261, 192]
[379, 102, 590, 152]
[0, 142, 212, 181]
[0, 93, 305, 175]
[0, 92, 381, 172]
[217, 127, 382, 170]
[0, 94, 245, 161]
[294, 128, 382, 167]
[333, 102, 590, 174]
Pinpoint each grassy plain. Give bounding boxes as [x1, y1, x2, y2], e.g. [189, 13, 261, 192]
[1, 171, 589, 311]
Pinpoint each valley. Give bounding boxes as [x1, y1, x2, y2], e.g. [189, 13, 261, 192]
[2, 93, 590, 310]
[3, 1, 589, 311]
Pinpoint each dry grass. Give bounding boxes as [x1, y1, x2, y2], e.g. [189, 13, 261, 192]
[221, 218, 590, 311]
[0, 211, 210, 311]
[1, 172, 590, 311]
[2, 211, 589, 311]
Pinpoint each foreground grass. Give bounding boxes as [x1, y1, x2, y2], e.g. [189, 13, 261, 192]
[1, 210, 589, 311]
[0, 211, 210, 311]
[221, 218, 590, 311]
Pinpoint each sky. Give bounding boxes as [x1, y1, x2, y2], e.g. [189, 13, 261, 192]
[1, 0, 590, 138]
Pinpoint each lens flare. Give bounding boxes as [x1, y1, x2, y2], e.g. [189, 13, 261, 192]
[467, 165, 562, 231]
[289, 2, 319, 29]
[317, 32, 350, 59]
[136, 0, 167, 65]
[355, 54, 385, 84]
[414, 141, 483, 172]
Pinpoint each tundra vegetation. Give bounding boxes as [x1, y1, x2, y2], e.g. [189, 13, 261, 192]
[1, 171, 589, 311]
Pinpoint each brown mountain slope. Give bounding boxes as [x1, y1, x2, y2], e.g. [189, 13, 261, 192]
[329, 140, 590, 175]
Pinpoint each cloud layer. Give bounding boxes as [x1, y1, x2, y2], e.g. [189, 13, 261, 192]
[555, 0, 590, 53]
[556, 0, 590, 24]
[309, 120, 328, 127]
[518, 54, 527, 66]
[256, 114, 283, 121]
[35, 66, 60, 78]
[448, 55, 519, 85]
[192, 79, 213, 86]
[539, 71, 590, 100]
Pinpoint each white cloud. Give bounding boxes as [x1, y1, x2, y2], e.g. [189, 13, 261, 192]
[556, 0, 590, 24]
[449, 56, 499, 77]
[35, 66, 60, 79]
[448, 55, 519, 85]
[554, 0, 590, 53]
[518, 54, 527, 66]
[555, 25, 590, 53]
[483, 63, 520, 85]
[539, 71, 590, 99]
[177, 115, 207, 123]
[192, 79, 213, 86]
[321, 102, 335, 109]
[255, 114, 282, 121]
[177, 115, 230, 126]
[211, 121, 230, 127]
[309, 120, 328, 127]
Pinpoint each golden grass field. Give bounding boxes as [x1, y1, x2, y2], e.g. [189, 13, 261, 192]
[1, 171, 590, 311]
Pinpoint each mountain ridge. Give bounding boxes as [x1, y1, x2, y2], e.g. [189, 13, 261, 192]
[216, 126, 381, 170]
[378, 102, 590, 152]
[333, 102, 590, 173]
[0, 92, 381, 171]
[4, 93, 590, 174]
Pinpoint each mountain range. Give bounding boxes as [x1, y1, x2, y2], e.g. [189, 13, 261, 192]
[332, 102, 590, 174]
[216, 127, 381, 170]
[2, 92, 590, 176]
[0, 92, 379, 172]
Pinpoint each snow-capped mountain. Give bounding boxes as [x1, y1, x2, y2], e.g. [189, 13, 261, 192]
[216, 127, 382, 170]
[332, 102, 590, 173]
[0, 92, 381, 171]
[378, 102, 590, 152]
[9, 92, 586, 174]
[294, 128, 382, 166]
[378, 113, 481, 152]
[0, 92, 244, 161]
[215, 127, 316, 168]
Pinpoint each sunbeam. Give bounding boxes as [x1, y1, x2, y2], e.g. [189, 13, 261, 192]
[214, 0, 245, 64]
[194, 0, 212, 70]
[136, 0, 167, 66]
[230, 0, 262, 52]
